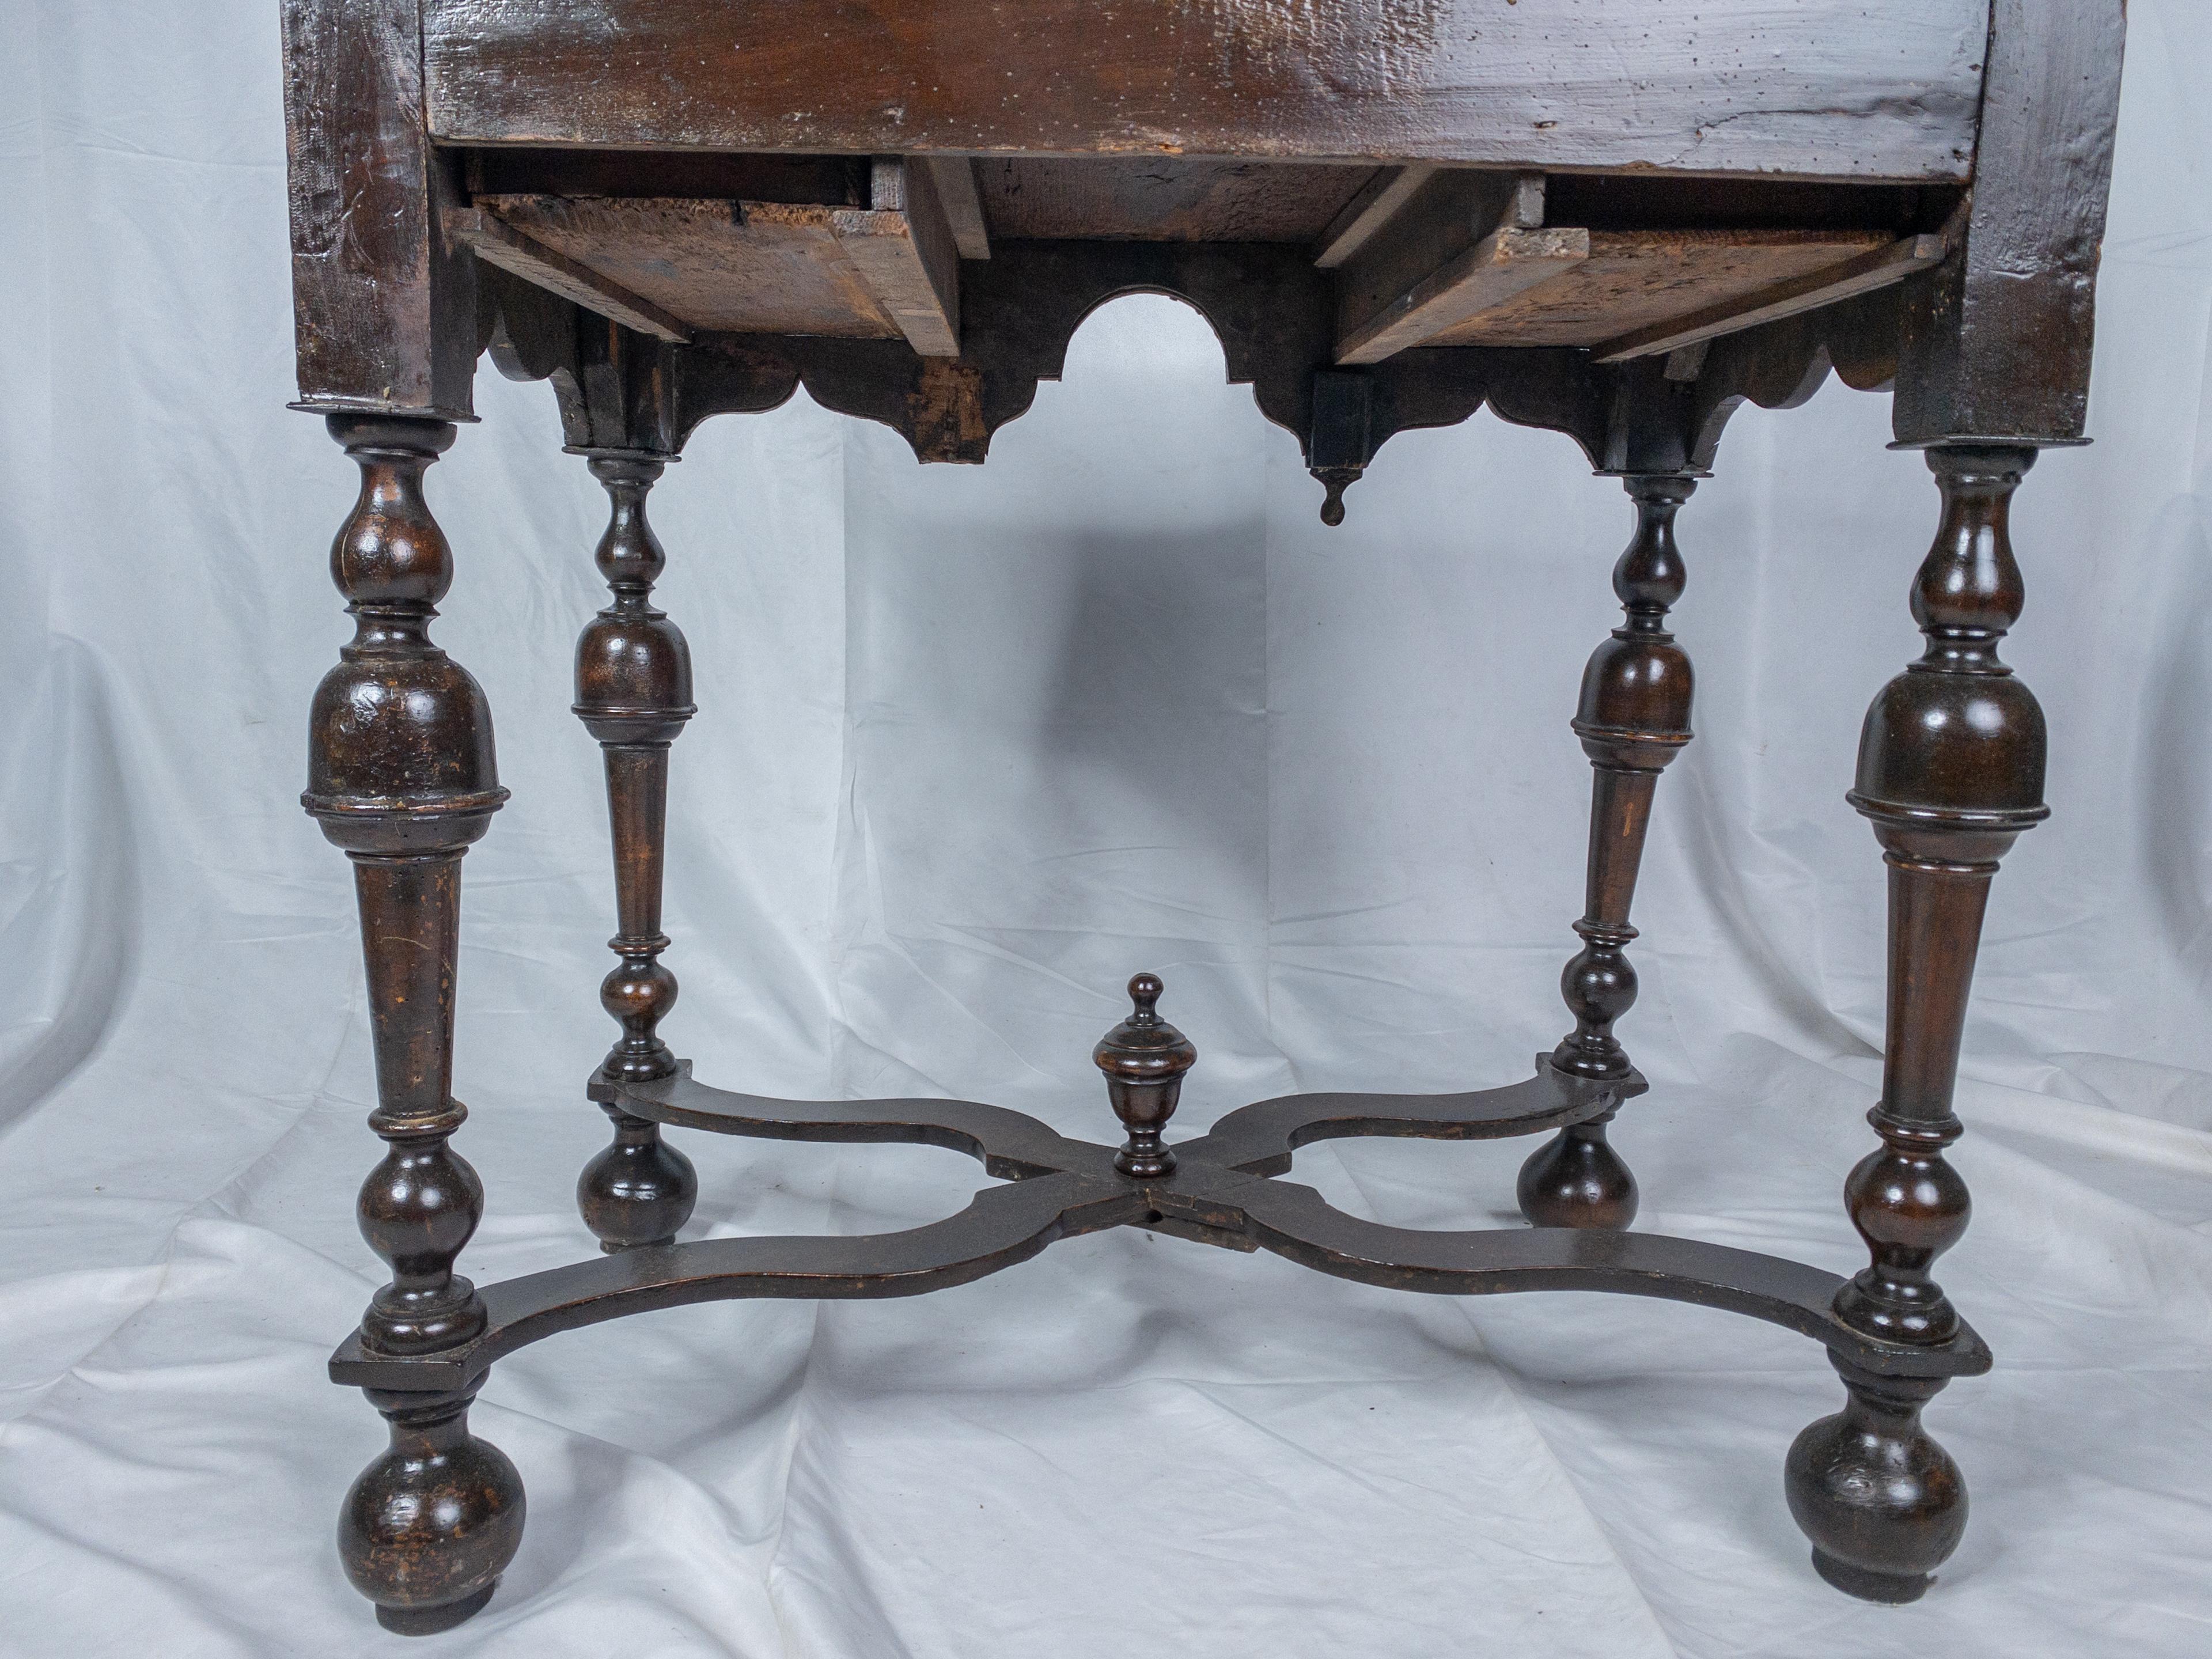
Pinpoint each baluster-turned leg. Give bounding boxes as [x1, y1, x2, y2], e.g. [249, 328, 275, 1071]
[573, 452, 699, 1251]
[1520, 474, 1697, 1229]
[305, 416, 524, 1633]
[1787, 445, 2047, 1603]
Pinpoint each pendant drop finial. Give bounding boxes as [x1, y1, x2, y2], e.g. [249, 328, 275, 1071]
[1312, 467, 1360, 527]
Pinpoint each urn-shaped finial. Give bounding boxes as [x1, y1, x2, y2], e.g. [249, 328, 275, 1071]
[1092, 974, 1196, 1179]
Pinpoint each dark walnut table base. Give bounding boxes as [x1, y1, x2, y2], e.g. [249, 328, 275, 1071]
[310, 414, 2021, 1634]
[279, 0, 2126, 1637]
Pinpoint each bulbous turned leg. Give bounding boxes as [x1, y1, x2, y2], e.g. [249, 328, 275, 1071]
[305, 415, 520, 1628]
[1521, 474, 1697, 1229]
[1787, 444, 2048, 1600]
[340, 1385, 527, 1635]
[1786, 1360, 1963, 1604]
[573, 452, 698, 1251]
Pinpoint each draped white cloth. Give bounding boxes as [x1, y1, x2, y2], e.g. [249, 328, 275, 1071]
[2, 3, 2209, 1654]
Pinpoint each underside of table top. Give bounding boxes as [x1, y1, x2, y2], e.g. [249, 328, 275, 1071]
[282, 1, 2123, 513]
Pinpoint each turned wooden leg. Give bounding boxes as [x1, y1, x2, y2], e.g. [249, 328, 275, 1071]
[1787, 445, 2048, 1602]
[305, 416, 523, 1631]
[1520, 474, 1696, 1230]
[573, 452, 699, 1251]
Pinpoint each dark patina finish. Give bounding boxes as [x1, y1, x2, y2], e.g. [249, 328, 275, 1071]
[282, 0, 2124, 1633]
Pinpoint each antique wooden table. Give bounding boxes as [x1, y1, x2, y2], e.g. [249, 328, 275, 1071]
[280, 1, 2127, 1635]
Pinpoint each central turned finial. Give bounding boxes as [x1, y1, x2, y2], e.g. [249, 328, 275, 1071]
[1093, 973, 1197, 1178]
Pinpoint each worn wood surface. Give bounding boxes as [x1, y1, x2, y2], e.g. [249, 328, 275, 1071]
[836, 157, 961, 357]
[1594, 231, 1946, 363]
[445, 207, 691, 342]
[1432, 229, 1897, 349]
[479, 195, 900, 337]
[466, 187, 1925, 372]
[1893, 0, 2127, 442]
[422, 0, 1988, 181]
[1339, 227, 1586, 364]
[922, 156, 991, 259]
[1313, 164, 1435, 268]
[1335, 170, 1559, 364]
[476, 178, 961, 350]
[282, 0, 476, 415]
[976, 156, 1373, 243]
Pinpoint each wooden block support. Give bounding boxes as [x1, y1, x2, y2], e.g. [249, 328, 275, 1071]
[445, 208, 692, 343]
[832, 157, 963, 357]
[1593, 232, 1948, 363]
[922, 156, 992, 260]
[1335, 172, 1583, 366]
[1313, 165, 1437, 270]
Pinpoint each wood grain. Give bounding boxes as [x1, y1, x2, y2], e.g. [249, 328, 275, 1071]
[422, 0, 1988, 181]
[1594, 232, 1945, 363]
[1339, 227, 1586, 365]
[478, 195, 899, 338]
[1314, 165, 1437, 268]
[446, 208, 691, 342]
[1430, 229, 1896, 349]
[835, 158, 961, 357]
[922, 156, 991, 260]
[1335, 171, 1566, 364]
[1893, 0, 2128, 443]
[976, 156, 1373, 243]
[282, 0, 476, 415]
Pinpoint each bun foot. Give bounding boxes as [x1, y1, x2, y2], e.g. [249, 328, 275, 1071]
[1809, 1548, 1931, 1605]
[376, 1581, 498, 1635]
[340, 1386, 525, 1634]
[1516, 1119, 1638, 1229]
[1785, 1359, 1964, 1603]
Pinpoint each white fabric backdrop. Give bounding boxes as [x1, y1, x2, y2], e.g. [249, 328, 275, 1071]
[3, 3, 2210, 1655]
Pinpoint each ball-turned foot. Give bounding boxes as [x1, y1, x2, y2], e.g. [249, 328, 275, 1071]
[578, 1107, 697, 1251]
[1785, 1359, 1964, 1603]
[1516, 1118, 1638, 1229]
[340, 1386, 524, 1634]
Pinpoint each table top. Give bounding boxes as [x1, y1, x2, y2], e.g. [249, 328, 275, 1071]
[281, 2, 2127, 504]
[421, 0, 1991, 180]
